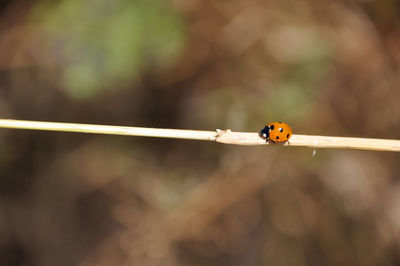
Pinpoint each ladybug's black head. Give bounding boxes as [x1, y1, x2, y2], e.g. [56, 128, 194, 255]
[259, 126, 270, 139]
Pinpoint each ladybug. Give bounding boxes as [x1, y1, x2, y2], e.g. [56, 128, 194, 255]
[259, 122, 293, 143]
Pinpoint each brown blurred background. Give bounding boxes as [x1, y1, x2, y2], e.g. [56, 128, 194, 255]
[0, 0, 400, 265]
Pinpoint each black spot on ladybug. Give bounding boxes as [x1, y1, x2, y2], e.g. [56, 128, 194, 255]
[287, 133, 290, 138]
[270, 125, 274, 130]
[279, 128, 283, 132]
[276, 136, 279, 139]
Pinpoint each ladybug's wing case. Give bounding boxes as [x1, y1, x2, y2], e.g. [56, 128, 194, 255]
[267, 122, 292, 142]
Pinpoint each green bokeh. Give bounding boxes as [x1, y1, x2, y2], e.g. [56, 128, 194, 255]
[31, 0, 186, 99]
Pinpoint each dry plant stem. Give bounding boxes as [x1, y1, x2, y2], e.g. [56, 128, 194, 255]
[215, 130, 400, 152]
[0, 119, 215, 140]
[0, 119, 399, 152]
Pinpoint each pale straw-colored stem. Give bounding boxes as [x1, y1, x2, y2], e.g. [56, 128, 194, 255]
[0, 119, 215, 140]
[0, 119, 399, 152]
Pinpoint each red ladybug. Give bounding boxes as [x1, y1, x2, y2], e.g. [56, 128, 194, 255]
[259, 122, 293, 143]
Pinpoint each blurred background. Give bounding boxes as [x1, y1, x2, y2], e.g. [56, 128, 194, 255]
[0, 0, 400, 265]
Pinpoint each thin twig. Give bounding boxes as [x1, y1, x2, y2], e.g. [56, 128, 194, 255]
[0, 119, 399, 152]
